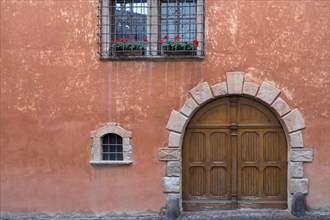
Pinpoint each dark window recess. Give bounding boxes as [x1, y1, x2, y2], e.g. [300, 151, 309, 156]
[102, 133, 124, 161]
[97, 0, 205, 59]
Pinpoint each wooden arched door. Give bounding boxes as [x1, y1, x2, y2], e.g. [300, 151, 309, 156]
[182, 96, 287, 211]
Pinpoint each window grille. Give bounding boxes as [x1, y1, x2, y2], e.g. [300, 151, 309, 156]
[102, 133, 124, 161]
[97, 0, 205, 59]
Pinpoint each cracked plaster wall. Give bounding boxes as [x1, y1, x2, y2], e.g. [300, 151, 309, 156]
[0, 0, 329, 213]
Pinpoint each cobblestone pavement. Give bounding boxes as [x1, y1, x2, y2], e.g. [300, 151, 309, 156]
[177, 209, 330, 220]
[1, 209, 329, 220]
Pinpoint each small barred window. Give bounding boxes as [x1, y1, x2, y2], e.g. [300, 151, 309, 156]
[97, 0, 205, 59]
[90, 123, 132, 165]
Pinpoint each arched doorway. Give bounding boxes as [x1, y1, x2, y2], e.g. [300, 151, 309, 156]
[159, 72, 313, 217]
[182, 96, 287, 211]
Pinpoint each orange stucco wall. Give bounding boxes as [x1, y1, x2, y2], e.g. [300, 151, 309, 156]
[0, 0, 329, 213]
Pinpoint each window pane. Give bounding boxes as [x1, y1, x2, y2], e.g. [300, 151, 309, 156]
[117, 154, 124, 161]
[110, 146, 117, 152]
[117, 145, 123, 152]
[114, 0, 147, 42]
[160, 0, 196, 41]
[110, 154, 116, 160]
[103, 134, 110, 144]
[103, 154, 110, 160]
[103, 146, 110, 152]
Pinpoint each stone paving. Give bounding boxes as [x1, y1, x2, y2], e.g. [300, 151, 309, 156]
[1, 209, 329, 220]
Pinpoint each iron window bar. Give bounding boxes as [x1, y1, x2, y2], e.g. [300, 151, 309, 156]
[97, 0, 205, 60]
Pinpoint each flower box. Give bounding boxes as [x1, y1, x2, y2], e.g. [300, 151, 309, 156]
[111, 50, 144, 56]
[162, 50, 197, 56]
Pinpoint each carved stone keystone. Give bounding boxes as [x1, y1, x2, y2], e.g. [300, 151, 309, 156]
[226, 72, 244, 94]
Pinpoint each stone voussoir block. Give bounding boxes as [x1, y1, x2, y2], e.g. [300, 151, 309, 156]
[168, 132, 182, 148]
[242, 82, 259, 97]
[211, 82, 227, 97]
[289, 178, 309, 194]
[189, 82, 213, 105]
[256, 81, 281, 104]
[166, 110, 188, 133]
[289, 131, 304, 148]
[282, 109, 305, 133]
[272, 97, 291, 116]
[167, 161, 181, 177]
[289, 162, 304, 178]
[180, 98, 199, 118]
[163, 177, 180, 193]
[290, 148, 313, 162]
[226, 72, 244, 94]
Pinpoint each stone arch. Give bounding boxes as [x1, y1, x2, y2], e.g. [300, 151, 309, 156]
[159, 72, 313, 214]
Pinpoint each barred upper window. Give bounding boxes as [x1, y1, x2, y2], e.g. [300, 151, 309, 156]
[98, 0, 205, 59]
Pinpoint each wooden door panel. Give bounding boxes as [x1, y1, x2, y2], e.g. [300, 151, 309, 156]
[210, 167, 227, 196]
[210, 132, 228, 162]
[189, 132, 206, 162]
[264, 167, 281, 196]
[189, 167, 206, 197]
[241, 166, 259, 196]
[264, 132, 280, 162]
[240, 132, 259, 162]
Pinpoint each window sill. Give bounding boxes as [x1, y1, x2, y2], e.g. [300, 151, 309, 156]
[90, 160, 132, 166]
[100, 55, 204, 61]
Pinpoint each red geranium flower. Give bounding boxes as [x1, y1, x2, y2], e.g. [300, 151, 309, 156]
[164, 34, 169, 39]
[120, 37, 125, 42]
[193, 39, 199, 46]
[174, 35, 180, 41]
[143, 38, 148, 43]
[159, 39, 164, 44]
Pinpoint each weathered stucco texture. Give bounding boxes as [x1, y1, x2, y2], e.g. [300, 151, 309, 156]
[1, 0, 329, 213]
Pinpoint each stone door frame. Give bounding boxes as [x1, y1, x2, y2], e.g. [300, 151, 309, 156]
[159, 72, 313, 214]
